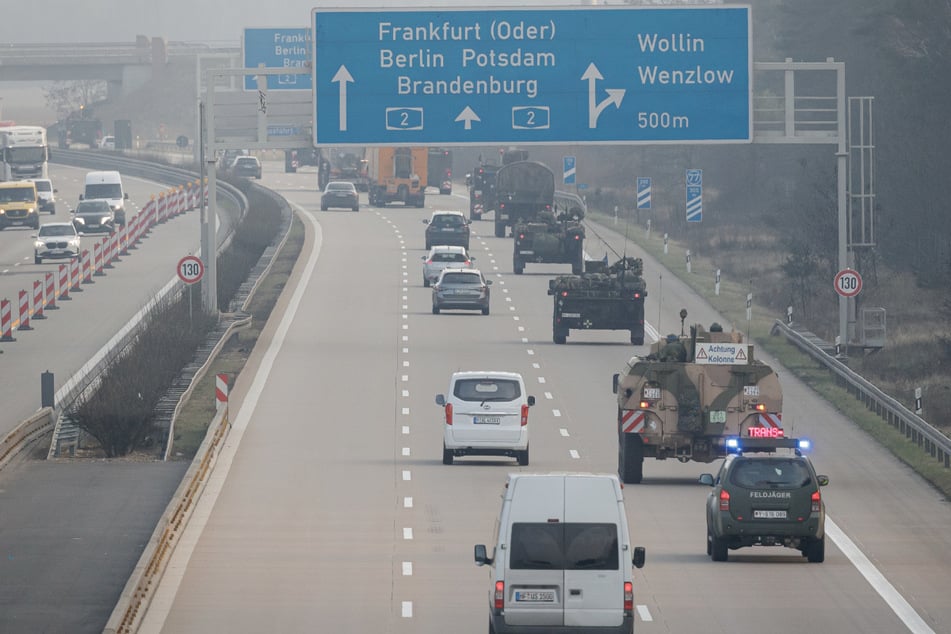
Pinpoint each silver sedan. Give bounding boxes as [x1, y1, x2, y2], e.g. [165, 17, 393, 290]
[432, 268, 492, 315]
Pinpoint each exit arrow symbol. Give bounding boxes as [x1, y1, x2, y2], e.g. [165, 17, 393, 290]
[455, 106, 481, 130]
[332, 65, 354, 131]
[581, 63, 625, 128]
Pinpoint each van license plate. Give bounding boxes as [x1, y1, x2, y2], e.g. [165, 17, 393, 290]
[473, 416, 501, 425]
[753, 509, 787, 519]
[515, 591, 555, 602]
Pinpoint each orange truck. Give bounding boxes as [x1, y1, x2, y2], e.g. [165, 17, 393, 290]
[366, 147, 427, 208]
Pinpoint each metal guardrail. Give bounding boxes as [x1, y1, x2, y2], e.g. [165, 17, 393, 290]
[771, 320, 951, 468]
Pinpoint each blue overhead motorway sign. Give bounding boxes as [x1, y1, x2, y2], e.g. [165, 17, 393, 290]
[243, 28, 312, 90]
[312, 6, 751, 146]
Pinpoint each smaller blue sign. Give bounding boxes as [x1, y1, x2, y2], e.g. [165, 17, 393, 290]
[686, 169, 703, 222]
[564, 156, 577, 185]
[268, 125, 302, 137]
[244, 28, 311, 91]
[578, 183, 589, 190]
[637, 177, 652, 210]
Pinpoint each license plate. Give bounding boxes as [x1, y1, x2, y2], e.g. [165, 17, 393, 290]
[519, 250, 534, 255]
[643, 387, 662, 399]
[753, 509, 787, 519]
[708, 410, 727, 424]
[515, 591, 555, 602]
[561, 312, 581, 318]
[12, 220, 24, 226]
[473, 416, 501, 424]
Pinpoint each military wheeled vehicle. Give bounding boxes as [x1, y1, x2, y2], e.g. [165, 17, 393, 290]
[513, 190, 586, 275]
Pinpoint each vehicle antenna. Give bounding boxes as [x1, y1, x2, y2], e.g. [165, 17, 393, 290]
[657, 273, 663, 336]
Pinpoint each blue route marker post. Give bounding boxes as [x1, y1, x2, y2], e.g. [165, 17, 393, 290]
[637, 176, 652, 209]
[563, 156, 576, 185]
[312, 6, 751, 146]
[244, 28, 312, 91]
[685, 168, 703, 223]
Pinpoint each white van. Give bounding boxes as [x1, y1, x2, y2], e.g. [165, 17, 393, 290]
[80, 171, 128, 226]
[474, 473, 646, 634]
[436, 371, 535, 466]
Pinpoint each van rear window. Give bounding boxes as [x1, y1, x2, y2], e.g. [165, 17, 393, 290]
[453, 379, 521, 402]
[510, 523, 619, 570]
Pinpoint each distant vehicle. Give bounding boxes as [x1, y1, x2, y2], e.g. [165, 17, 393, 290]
[421, 245, 472, 288]
[467, 162, 500, 221]
[98, 135, 115, 150]
[0, 180, 40, 230]
[435, 371, 535, 465]
[72, 199, 115, 234]
[432, 268, 491, 315]
[494, 160, 555, 238]
[284, 146, 321, 173]
[33, 222, 80, 264]
[427, 148, 453, 194]
[366, 147, 426, 207]
[423, 210, 470, 250]
[0, 125, 49, 181]
[229, 156, 262, 179]
[81, 171, 128, 226]
[320, 181, 359, 211]
[29, 178, 57, 213]
[700, 436, 829, 563]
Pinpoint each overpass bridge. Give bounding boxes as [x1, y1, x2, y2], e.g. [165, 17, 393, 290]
[0, 37, 240, 98]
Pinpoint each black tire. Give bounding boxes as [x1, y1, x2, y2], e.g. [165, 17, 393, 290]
[513, 258, 524, 275]
[34, 255, 42, 265]
[553, 330, 567, 345]
[572, 251, 584, 275]
[495, 222, 506, 238]
[321, 206, 328, 211]
[481, 306, 490, 316]
[711, 534, 729, 562]
[425, 241, 431, 250]
[806, 536, 825, 563]
[619, 432, 644, 484]
[489, 619, 496, 634]
[630, 332, 645, 345]
[706, 528, 713, 556]
[517, 447, 529, 466]
[423, 277, 431, 288]
[471, 211, 481, 221]
[352, 206, 359, 212]
[432, 305, 440, 314]
[443, 445, 454, 465]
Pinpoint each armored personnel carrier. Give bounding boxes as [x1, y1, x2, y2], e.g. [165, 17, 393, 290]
[547, 256, 647, 345]
[513, 191, 586, 275]
[611, 319, 784, 483]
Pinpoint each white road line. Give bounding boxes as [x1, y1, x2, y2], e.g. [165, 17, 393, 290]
[402, 470, 411, 481]
[532, 363, 540, 369]
[560, 428, 570, 437]
[402, 601, 413, 617]
[402, 426, 410, 435]
[403, 497, 413, 508]
[403, 527, 413, 540]
[402, 562, 413, 576]
[513, 316, 520, 321]
[402, 335, 408, 342]
[402, 447, 411, 457]
[402, 390, 409, 397]
[538, 377, 546, 384]
[518, 326, 525, 332]
[402, 375, 409, 382]
[402, 407, 410, 415]
[402, 347, 409, 354]
[545, 392, 553, 399]
[826, 517, 935, 633]
[552, 409, 561, 417]
[527, 349, 535, 355]
[636, 605, 653, 622]
[569, 449, 580, 459]
[402, 360, 410, 367]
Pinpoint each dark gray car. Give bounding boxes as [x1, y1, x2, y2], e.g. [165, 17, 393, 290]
[72, 199, 115, 234]
[432, 268, 491, 315]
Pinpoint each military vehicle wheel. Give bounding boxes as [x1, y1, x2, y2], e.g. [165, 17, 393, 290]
[620, 434, 644, 484]
[710, 534, 729, 561]
[34, 255, 42, 265]
[517, 447, 529, 466]
[806, 537, 825, 563]
[572, 252, 583, 275]
[321, 205, 328, 211]
[513, 259, 524, 275]
[553, 330, 567, 345]
[423, 277, 430, 288]
[432, 305, 440, 314]
[482, 306, 490, 315]
[443, 445, 454, 465]
[630, 332, 645, 345]
[352, 206, 359, 212]
[471, 211, 481, 221]
[495, 222, 506, 238]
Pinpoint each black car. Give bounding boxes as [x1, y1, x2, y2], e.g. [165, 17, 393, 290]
[423, 211, 470, 250]
[72, 199, 115, 234]
[230, 156, 262, 179]
[700, 436, 829, 563]
[321, 181, 359, 211]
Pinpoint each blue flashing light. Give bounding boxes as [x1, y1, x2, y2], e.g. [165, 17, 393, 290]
[798, 439, 812, 452]
[725, 438, 740, 451]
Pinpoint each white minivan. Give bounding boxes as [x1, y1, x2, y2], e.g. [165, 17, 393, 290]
[80, 170, 128, 226]
[474, 473, 647, 634]
[436, 371, 534, 466]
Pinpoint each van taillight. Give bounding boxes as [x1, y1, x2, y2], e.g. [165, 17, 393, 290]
[811, 490, 821, 513]
[495, 581, 505, 610]
[445, 404, 453, 425]
[623, 581, 633, 611]
[520, 404, 529, 426]
[719, 489, 730, 511]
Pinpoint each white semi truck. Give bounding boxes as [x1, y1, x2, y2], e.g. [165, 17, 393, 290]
[0, 125, 49, 181]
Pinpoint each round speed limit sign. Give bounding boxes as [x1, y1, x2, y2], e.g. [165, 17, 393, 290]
[834, 268, 862, 298]
[177, 255, 205, 285]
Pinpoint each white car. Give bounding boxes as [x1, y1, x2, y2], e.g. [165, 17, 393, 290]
[435, 371, 535, 465]
[29, 178, 57, 213]
[99, 135, 115, 150]
[33, 222, 80, 264]
[421, 245, 473, 287]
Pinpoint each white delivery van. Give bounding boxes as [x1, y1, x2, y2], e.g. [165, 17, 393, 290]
[80, 171, 128, 226]
[474, 473, 646, 634]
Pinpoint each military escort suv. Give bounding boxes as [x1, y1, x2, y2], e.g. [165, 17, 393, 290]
[699, 436, 829, 563]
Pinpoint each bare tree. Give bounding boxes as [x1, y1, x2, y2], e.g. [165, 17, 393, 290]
[44, 80, 107, 119]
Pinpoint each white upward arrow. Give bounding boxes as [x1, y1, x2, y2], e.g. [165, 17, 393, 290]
[332, 65, 354, 131]
[455, 106, 481, 130]
[581, 63, 625, 129]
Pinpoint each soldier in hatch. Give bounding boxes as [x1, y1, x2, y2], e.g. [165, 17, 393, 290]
[659, 334, 688, 362]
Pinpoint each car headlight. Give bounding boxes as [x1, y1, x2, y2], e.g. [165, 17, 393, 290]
[34, 240, 44, 249]
[74, 217, 85, 224]
[28, 208, 36, 214]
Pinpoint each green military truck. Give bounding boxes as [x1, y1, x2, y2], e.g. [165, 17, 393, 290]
[494, 160, 555, 238]
[612, 320, 784, 484]
[546, 256, 647, 345]
[513, 190, 586, 275]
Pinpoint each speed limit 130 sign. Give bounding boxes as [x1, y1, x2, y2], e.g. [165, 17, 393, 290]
[177, 255, 205, 285]
[834, 268, 862, 298]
